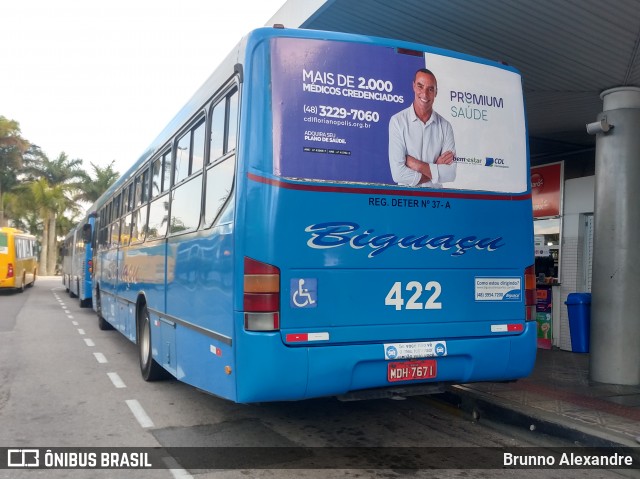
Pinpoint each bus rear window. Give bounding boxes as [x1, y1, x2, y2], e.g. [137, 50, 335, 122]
[271, 38, 527, 194]
[0, 233, 7, 254]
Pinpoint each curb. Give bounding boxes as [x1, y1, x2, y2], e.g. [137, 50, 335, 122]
[435, 386, 639, 449]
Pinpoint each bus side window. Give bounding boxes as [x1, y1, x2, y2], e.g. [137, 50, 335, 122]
[203, 87, 238, 228]
[204, 156, 235, 227]
[170, 175, 202, 234]
[209, 88, 238, 164]
[162, 150, 172, 192]
[131, 205, 148, 244]
[147, 196, 169, 240]
[121, 184, 130, 215]
[141, 168, 150, 204]
[110, 222, 120, 249]
[112, 194, 121, 222]
[151, 158, 162, 198]
[210, 101, 225, 161]
[82, 223, 92, 244]
[175, 133, 190, 185]
[192, 120, 205, 175]
[120, 214, 132, 246]
[227, 89, 238, 153]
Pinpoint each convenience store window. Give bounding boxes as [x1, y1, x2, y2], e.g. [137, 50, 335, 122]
[534, 217, 560, 281]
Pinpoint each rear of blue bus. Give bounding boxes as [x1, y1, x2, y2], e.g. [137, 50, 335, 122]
[234, 29, 536, 403]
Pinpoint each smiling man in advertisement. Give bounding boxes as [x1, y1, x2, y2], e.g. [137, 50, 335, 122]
[388, 68, 457, 188]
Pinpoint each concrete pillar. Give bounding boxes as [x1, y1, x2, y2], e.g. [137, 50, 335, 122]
[590, 87, 640, 385]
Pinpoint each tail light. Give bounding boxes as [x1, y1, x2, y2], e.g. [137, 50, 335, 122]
[88, 260, 93, 274]
[243, 257, 280, 331]
[524, 264, 536, 321]
[7, 263, 14, 278]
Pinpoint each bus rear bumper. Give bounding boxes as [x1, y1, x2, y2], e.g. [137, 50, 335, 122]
[0, 279, 17, 289]
[236, 323, 536, 403]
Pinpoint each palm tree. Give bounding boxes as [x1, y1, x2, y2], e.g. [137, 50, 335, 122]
[75, 161, 119, 204]
[23, 151, 85, 187]
[30, 178, 70, 275]
[22, 152, 86, 275]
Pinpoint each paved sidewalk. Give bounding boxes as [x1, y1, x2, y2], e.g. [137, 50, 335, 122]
[440, 348, 640, 447]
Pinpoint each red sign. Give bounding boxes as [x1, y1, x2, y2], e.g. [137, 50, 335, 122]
[531, 163, 562, 217]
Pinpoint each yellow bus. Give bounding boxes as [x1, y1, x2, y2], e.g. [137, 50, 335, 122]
[0, 227, 37, 292]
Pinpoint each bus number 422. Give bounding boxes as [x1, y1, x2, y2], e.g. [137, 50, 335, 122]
[385, 281, 443, 310]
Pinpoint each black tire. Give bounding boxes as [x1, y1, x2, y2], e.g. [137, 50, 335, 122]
[70, 279, 79, 298]
[138, 304, 167, 381]
[19, 275, 26, 293]
[96, 290, 114, 331]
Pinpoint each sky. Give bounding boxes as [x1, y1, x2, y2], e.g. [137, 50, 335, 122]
[2, 0, 287, 177]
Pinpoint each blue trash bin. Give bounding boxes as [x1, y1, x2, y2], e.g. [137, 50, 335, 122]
[564, 293, 591, 353]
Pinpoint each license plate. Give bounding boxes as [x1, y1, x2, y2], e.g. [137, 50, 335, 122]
[387, 359, 437, 382]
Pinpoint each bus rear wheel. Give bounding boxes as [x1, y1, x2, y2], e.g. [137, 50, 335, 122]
[96, 290, 113, 331]
[138, 304, 167, 381]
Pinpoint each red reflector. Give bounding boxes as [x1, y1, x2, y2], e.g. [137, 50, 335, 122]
[286, 333, 308, 342]
[508, 324, 524, 332]
[243, 293, 279, 312]
[524, 264, 536, 321]
[244, 257, 279, 275]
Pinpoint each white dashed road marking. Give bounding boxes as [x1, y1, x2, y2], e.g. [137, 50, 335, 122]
[107, 372, 127, 389]
[125, 399, 155, 428]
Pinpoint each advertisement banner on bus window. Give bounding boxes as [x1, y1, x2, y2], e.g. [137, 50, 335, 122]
[271, 37, 528, 193]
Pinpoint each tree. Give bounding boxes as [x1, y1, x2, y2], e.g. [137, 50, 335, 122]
[75, 161, 119, 204]
[1, 116, 119, 274]
[22, 152, 86, 275]
[0, 116, 30, 226]
[3, 185, 39, 236]
[23, 151, 85, 186]
[29, 178, 71, 276]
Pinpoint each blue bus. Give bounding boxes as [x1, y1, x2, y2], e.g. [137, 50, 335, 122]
[88, 27, 536, 403]
[62, 214, 95, 308]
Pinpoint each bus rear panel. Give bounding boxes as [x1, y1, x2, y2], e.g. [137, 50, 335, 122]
[233, 31, 535, 402]
[0, 227, 37, 291]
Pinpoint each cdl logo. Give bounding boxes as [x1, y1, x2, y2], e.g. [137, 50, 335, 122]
[531, 172, 544, 192]
[485, 157, 506, 167]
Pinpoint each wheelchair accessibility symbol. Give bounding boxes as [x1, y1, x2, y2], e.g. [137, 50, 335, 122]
[290, 278, 317, 308]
